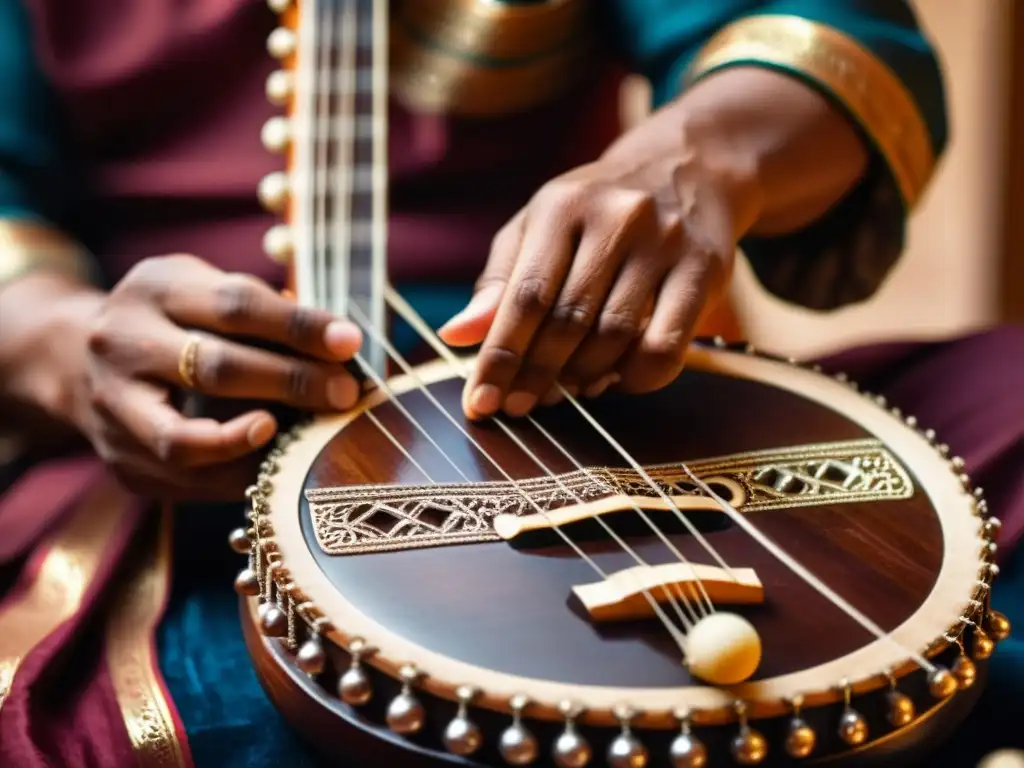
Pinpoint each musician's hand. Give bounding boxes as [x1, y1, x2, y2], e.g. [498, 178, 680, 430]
[69, 255, 362, 500]
[439, 147, 748, 420]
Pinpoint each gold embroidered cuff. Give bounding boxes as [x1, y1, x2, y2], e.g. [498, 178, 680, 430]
[0, 220, 97, 288]
[685, 15, 936, 209]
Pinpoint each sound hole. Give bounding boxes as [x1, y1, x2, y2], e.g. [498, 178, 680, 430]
[301, 370, 944, 687]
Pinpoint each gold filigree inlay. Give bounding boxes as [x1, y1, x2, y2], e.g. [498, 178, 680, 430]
[106, 508, 191, 768]
[685, 15, 937, 208]
[308, 438, 914, 555]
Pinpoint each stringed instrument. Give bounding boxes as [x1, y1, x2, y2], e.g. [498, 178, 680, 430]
[230, 1, 1011, 765]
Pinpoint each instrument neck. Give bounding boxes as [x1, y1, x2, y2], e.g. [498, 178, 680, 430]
[290, 0, 389, 376]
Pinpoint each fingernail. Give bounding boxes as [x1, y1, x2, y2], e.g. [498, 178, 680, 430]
[440, 285, 502, 331]
[540, 385, 565, 406]
[327, 375, 359, 410]
[468, 383, 502, 417]
[584, 372, 620, 399]
[324, 321, 362, 359]
[503, 391, 537, 418]
[248, 416, 277, 448]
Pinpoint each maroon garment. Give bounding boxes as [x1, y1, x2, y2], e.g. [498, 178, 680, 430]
[21, 0, 624, 287]
[1, 326, 1022, 768]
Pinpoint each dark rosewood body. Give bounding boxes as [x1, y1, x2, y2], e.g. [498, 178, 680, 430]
[240, 358, 989, 766]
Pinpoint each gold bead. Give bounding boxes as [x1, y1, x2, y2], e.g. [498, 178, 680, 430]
[953, 655, 977, 689]
[987, 610, 1012, 642]
[838, 709, 868, 746]
[259, 604, 288, 637]
[730, 729, 768, 765]
[233, 567, 260, 596]
[974, 628, 996, 660]
[928, 668, 958, 699]
[228, 527, 251, 554]
[785, 717, 816, 758]
[886, 691, 916, 727]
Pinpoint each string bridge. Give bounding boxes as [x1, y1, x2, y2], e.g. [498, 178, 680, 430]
[492, 478, 745, 543]
[573, 563, 764, 623]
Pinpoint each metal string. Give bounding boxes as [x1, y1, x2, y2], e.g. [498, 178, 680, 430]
[300, 0, 937, 672]
[303, 0, 703, 642]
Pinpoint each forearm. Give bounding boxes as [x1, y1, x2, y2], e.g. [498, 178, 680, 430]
[603, 66, 870, 240]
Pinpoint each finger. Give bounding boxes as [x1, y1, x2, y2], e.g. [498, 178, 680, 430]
[462, 207, 577, 420]
[94, 379, 277, 468]
[155, 263, 362, 362]
[562, 230, 678, 389]
[501, 224, 630, 416]
[120, 321, 361, 412]
[114, 453, 263, 502]
[616, 252, 719, 394]
[438, 212, 524, 347]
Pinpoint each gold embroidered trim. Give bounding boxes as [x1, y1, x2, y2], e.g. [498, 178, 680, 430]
[0, 478, 130, 714]
[106, 507, 191, 768]
[685, 15, 936, 208]
[0, 220, 95, 287]
[390, 0, 597, 116]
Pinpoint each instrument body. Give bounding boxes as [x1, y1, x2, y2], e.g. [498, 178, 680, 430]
[242, 2, 1008, 765]
[237, 343, 1004, 766]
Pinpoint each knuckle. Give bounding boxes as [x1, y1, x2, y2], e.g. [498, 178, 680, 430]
[286, 306, 321, 346]
[479, 343, 523, 373]
[214, 276, 260, 326]
[85, 315, 117, 358]
[538, 178, 587, 211]
[285, 362, 314, 401]
[193, 342, 234, 389]
[152, 422, 179, 463]
[597, 310, 643, 342]
[512, 276, 556, 317]
[550, 301, 596, 334]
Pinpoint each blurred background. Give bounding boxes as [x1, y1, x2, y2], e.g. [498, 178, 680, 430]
[623, 0, 1024, 358]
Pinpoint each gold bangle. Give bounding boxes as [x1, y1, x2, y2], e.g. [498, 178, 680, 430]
[685, 14, 936, 209]
[0, 220, 97, 287]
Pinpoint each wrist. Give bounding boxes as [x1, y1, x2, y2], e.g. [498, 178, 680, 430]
[0, 272, 106, 431]
[601, 88, 766, 241]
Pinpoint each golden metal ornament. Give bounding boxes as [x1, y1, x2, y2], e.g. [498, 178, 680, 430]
[886, 690, 916, 727]
[953, 654, 978, 690]
[838, 708, 869, 746]
[928, 668, 958, 699]
[730, 729, 768, 765]
[986, 610, 1012, 642]
[785, 717, 816, 758]
[973, 628, 996, 660]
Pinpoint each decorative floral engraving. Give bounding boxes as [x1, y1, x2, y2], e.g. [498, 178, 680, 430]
[308, 438, 914, 555]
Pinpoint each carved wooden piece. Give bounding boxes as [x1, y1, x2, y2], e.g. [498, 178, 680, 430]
[571, 563, 764, 622]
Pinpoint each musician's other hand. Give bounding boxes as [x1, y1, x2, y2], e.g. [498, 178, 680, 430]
[75, 254, 362, 499]
[439, 148, 750, 420]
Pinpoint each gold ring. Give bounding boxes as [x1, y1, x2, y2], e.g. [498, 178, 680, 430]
[177, 333, 202, 389]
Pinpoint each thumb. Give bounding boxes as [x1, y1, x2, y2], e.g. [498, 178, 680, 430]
[437, 281, 504, 346]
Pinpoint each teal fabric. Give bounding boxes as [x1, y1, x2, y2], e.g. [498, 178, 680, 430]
[0, 0, 75, 225]
[607, 0, 947, 158]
